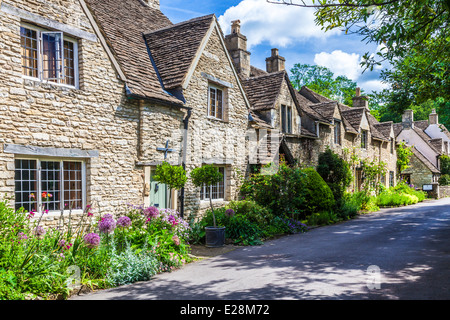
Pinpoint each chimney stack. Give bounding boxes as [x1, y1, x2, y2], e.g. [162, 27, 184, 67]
[352, 87, 369, 109]
[402, 109, 415, 129]
[266, 48, 285, 73]
[225, 20, 251, 78]
[429, 108, 439, 125]
[147, 0, 160, 10]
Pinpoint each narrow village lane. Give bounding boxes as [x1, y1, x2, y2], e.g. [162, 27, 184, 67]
[72, 198, 450, 300]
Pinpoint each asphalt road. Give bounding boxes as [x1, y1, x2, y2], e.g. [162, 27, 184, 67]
[71, 198, 450, 300]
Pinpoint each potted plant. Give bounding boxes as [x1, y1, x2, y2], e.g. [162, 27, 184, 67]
[190, 165, 225, 247]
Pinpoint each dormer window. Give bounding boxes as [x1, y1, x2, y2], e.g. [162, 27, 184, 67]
[20, 24, 78, 87]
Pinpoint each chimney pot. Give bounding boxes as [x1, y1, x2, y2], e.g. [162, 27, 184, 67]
[225, 20, 251, 78]
[231, 20, 241, 34]
[429, 108, 439, 125]
[266, 48, 285, 73]
[355, 87, 361, 97]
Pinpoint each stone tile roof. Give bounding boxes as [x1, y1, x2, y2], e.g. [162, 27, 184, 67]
[298, 86, 333, 104]
[393, 123, 403, 137]
[293, 91, 329, 124]
[341, 107, 366, 132]
[249, 66, 268, 78]
[312, 102, 338, 123]
[374, 121, 394, 140]
[337, 103, 358, 134]
[242, 71, 286, 111]
[144, 15, 215, 90]
[366, 112, 389, 141]
[414, 120, 429, 130]
[249, 110, 273, 129]
[411, 147, 440, 174]
[84, 0, 184, 105]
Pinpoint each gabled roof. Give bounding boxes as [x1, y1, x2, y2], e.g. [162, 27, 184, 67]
[341, 107, 366, 132]
[366, 112, 389, 141]
[242, 71, 286, 111]
[293, 91, 330, 124]
[374, 121, 395, 140]
[144, 15, 215, 91]
[84, 0, 183, 105]
[410, 147, 440, 174]
[298, 86, 333, 104]
[312, 101, 339, 123]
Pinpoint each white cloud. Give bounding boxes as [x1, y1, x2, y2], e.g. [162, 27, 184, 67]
[314, 50, 364, 81]
[359, 80, 389, 93]
[218, 0, 340, 49]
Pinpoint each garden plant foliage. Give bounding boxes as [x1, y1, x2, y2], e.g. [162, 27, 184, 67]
[0, 200, 192, 300]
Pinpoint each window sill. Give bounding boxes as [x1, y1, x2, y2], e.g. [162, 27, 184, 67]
[22, 76, 79, 91]
[30, 209, 85, 219]
[206, 116, 228, 123]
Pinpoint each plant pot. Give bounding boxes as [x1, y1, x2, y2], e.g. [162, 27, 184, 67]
[205, 226, 226, 248]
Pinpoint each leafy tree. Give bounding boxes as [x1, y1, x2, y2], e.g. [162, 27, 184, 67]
[190, 165, 223, 227]
[153, 162, 187, 208]
[441, 155, 450, 175]
[270, 0, 450, 129]
[290, 63, 359, 106]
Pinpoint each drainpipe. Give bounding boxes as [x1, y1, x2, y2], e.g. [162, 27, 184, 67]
[179, 108, 192, 218]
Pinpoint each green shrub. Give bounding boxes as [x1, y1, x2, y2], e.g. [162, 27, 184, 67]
[303, 211, 338, 226]
[191, 200, 307, 246]
[439, 174, 450, 186]
[335, 192, 361, 220]
[375, 182, 427, 207]
[240, 164, 334, 219]
[301, 168, 335, 218]
[317, 148, 353, 203]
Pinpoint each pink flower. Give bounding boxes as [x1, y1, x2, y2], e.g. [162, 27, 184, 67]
[172, 235, 180, 246]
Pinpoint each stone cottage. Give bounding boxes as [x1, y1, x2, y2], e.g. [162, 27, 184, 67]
[0, 0, 251, 225]
[394, 109, 450, 189]
[224, 21, 398, 191]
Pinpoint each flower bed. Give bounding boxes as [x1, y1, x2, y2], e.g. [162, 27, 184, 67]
[0, 200, 192, 300]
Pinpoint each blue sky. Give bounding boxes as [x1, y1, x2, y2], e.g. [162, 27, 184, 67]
[160, 0, 388, 94]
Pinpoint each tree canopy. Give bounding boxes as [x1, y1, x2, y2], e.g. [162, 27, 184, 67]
[269, 0, 450, 127]
[290, 63, 360, 106]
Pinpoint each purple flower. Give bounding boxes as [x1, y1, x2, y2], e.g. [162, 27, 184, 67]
[225, 209, 235, 217]
[84, 233, 100, 249]
[167, 214, 178, 226]
[34, 226, 46, 238]
[143, 206, 159, 220]
[98, 214, 116, 234]
[18, 232, 28, 240]
[117, 216, 132, 228]
[58, 239, 66, 247]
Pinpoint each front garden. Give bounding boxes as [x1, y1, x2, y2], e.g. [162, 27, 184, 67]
[0, 146, 428, 300]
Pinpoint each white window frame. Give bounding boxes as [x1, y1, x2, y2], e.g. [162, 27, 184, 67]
[200, 166, 226, 202]
[14, 157, 86, 215]
[207, 84, 225, 121]
[20, 22, 79, 89]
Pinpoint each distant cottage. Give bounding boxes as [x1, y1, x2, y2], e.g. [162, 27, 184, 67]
[0, 0, 448, 228]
